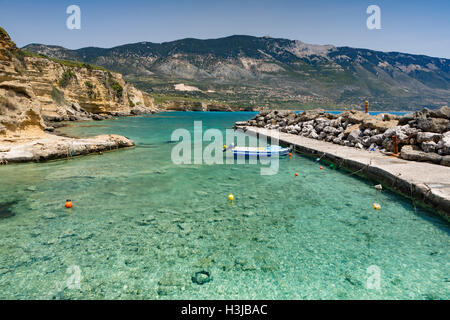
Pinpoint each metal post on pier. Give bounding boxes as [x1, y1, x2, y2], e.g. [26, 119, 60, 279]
[392, 135, 399, 155]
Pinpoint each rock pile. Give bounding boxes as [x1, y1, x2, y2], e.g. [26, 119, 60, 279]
[237, 106, 450, 167]
[42, 102, 157, 125]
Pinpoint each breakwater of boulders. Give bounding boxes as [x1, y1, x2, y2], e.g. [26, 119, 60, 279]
[235, 106, 450, 167]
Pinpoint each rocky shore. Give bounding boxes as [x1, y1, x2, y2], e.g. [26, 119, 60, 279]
[40, 101, 158, 133]
[161, 100, 253, 112]
[236, 106, 450, 167]
[0, 133, 134, 163]
[0, 27, 156, 164]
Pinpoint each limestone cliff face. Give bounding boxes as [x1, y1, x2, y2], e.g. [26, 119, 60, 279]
[0, 27, 156, 137]
[0, 27, 45, 135]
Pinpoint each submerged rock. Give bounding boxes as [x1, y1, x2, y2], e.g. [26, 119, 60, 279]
[192, 271, 212, 285]
[0, 200, 17, 219]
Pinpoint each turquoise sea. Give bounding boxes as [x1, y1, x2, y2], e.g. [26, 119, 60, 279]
[0, 112, 448, 299]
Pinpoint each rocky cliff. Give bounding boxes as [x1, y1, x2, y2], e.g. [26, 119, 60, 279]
[0, 27, 156, 139]
[0, 27, 157, 163]
[24, 35, 450, 110]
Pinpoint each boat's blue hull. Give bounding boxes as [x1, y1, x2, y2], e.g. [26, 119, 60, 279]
[232, 147, 290, 157]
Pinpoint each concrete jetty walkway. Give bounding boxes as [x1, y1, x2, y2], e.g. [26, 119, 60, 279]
[245, 127, 450, 220]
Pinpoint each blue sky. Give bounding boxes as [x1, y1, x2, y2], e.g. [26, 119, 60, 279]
[1, 0, 449, 58]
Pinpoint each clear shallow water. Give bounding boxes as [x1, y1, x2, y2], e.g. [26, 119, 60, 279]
[0, 112, 448, 300]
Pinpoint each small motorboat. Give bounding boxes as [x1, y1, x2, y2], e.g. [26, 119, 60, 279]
[224, 144, 291, 157]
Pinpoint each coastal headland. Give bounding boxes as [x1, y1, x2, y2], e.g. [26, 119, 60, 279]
[0, 27, 157, 163]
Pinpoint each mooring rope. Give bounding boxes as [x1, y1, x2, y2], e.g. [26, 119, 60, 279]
[318, 152, 326, 161]
[337, 157, 346, 168]
[347, 159, 372, 176]
[410, 183, 417, 214]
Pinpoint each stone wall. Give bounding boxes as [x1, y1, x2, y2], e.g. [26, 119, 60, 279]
[237, 107, 450, 167]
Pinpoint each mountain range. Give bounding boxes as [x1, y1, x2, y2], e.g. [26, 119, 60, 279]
[23, 35, 450, 111]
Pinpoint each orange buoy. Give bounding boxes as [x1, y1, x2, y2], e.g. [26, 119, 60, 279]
[320, 166, 323, 170]
[65, 199, 73, 208]
[295, 172, 298, 176]
[372, 203, 381, 210]
[289, 153, 292, 157]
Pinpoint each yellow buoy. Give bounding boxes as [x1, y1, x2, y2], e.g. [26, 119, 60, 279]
[228, 194, 234, 202]
[372, 203, 381, 210]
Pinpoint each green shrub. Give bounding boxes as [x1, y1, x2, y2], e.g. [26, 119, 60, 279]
[82, 63, 93, 70]
[129, 99, 135, 107]
[58, 69, 76, 88]
[103, 72, 123, 99]
[51, 86, 67, 105]
[85, 81, 97, 98]
[0, 27, 8, 38]
[110, 80, 123, 98]
[19, 49, 108, 72]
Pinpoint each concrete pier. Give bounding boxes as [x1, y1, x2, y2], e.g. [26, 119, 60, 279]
[245, 127, 450, 220]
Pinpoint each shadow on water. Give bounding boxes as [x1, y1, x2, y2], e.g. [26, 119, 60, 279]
[136, 144, 158, 149]
[302, 153, 450, 235]
[0, 200, 18, 219]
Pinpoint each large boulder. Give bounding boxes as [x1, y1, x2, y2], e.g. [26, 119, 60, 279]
[430, 106, 450, 120]
[323, 126, 339, 135]
[379, 113, 400, 121]
[297, 109, 326, 121]
[437, 132, 450, 155]
[383, 126, 408, 141]
[342, 110, 370, 124]
[441, 155, 450, 167]
[400, 145, 442, 164]
[330, 117, 342, 128]
[416, 118, 449, 133]
[416, 132, 442, 144]
[259, 110, 270, 117]
[314, 118, 330, 132]
[398, 112, 416, 125]
[369, 134, 384, 145]
[308, 130, 319, 139]
[344, 124, 360, 135]
[362, 118, 399, 132]
[421, 141, 437, 153]
[302, 124, 314, 135]
[347, 128, 361, 142]
[264, 111, 275, 121]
